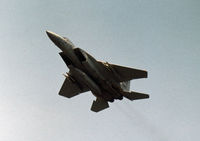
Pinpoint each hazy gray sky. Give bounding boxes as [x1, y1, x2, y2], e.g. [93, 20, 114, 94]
[0, 0, 199, 141]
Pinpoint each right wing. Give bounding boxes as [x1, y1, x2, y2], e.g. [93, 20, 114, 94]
[59, 76, 89, 98]
[99, 62, 147, 82]
[109, 64, 147, 82]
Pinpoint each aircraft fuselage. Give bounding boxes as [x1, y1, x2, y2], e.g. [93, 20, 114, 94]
[46, 30, 149, 112]
[46, 31, 123, 102]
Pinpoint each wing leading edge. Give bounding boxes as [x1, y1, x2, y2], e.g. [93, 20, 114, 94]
[108, 63, 147, 82]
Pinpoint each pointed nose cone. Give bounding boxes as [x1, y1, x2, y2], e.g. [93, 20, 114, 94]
[46, 30, 75, 51]
[46, 30, 64, 47]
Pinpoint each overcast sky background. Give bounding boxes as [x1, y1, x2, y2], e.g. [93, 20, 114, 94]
[0, 0, 199, 141]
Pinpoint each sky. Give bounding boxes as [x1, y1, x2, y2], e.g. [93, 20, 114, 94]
[0, 0, 200, 141]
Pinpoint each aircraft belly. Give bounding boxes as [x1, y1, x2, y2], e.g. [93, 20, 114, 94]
[82, 61, 123, 101]
[68, 65, 102, 96]
[82, 60, 104, 80]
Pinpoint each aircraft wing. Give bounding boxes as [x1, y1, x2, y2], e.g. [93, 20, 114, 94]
[59, 76, 89, 98]
[101, 62, 148, 82]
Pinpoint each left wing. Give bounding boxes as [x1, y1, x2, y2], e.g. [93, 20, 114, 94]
[59, 76, 89, 98]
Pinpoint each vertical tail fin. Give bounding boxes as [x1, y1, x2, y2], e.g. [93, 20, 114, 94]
[91, 98, 109, 112]
[120, 81, 130, 92]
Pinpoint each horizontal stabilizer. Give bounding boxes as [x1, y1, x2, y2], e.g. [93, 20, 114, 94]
[122, 91, 149, 101]
[91, 98, 109, 112]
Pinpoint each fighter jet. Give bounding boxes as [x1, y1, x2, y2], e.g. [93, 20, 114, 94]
[46, 31, 149, 112]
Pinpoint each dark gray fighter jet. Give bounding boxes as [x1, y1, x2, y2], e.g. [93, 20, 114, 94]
[46, 31, 149, 112]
